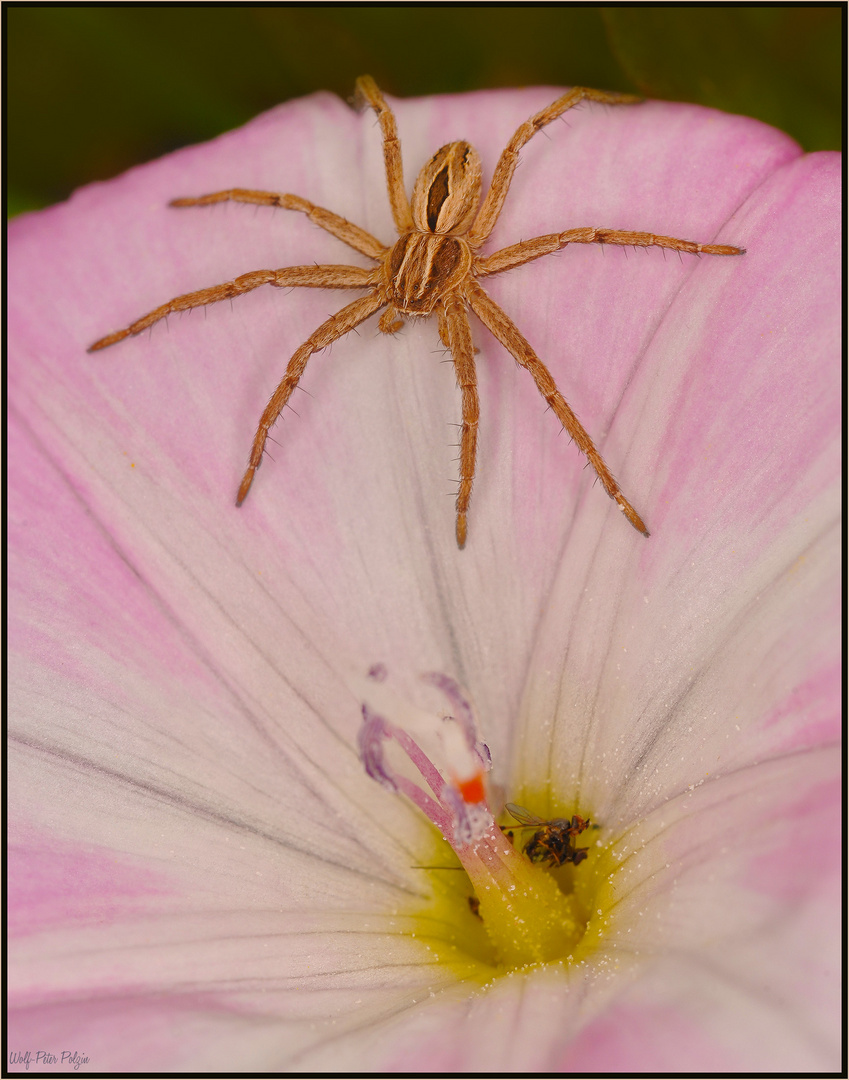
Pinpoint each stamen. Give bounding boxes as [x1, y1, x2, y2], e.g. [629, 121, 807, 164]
[421, 671, 491, 768]
[358, 704, 452, 834]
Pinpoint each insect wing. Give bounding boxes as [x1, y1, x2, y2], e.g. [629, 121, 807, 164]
[505, 802, 545, 826]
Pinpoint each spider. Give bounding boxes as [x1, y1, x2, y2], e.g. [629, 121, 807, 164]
[90, 76, 745, 548]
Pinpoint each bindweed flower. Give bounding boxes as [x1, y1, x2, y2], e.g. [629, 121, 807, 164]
[8, 85, 840, 1071]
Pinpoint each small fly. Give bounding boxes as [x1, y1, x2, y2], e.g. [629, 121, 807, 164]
[502, 803, 592, 867]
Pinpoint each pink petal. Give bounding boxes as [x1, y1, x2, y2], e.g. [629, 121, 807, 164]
[9, 84, 839, 1070]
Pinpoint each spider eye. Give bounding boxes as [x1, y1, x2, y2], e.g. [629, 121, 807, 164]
[412, 141, 482, 235]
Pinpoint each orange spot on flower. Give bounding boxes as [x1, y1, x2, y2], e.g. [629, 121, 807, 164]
[458, 773, 485, 804]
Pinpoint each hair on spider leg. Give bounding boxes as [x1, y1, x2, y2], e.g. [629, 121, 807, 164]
[264, 431, 285, 450]
[555, 425, 579, 449]
[582, 462, 613, 491]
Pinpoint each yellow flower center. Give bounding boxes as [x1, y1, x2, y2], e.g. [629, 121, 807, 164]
[409, 799, 610, 974]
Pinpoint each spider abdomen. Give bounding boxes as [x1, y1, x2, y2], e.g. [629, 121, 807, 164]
[410, 141, 482, 235]
[384, 232, 472, 315]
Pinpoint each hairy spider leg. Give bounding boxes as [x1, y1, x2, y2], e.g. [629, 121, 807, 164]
[476, 229, 744, 278]
[439, 296, 480, 548]
[354, 75, 414, 234]
[469, 86, 642, 247]
[236, 291, 385, 505]
[463, 278, 649, 536]
[88, 266, 378, 352]
[170, 188, 387, 260]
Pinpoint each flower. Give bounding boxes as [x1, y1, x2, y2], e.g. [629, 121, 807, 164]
[9, 85, 840, 1071]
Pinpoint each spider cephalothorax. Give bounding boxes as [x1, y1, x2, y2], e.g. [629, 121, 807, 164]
[90, 77, 744, 547]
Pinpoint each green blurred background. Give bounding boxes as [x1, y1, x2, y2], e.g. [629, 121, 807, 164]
[7, 5, 843, 217]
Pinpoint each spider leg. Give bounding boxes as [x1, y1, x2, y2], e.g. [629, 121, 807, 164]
[170, 188, 388, 261]
[477, 229, 744, 276]
[378, 306, 406, 334]
[353, 75, 415, 235]
[88, 266, 378, 351]
[439, 295, 479, 549]
[463, 278, 648, 537]
[469, 87, 641, 247]
[437, 314, 451, 350]
[237, 290, 385, 505]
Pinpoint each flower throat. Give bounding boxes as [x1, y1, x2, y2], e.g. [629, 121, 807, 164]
[358, 667, 608, 970]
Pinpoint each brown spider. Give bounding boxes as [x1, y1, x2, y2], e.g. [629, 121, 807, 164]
[90, 76, 745, 547]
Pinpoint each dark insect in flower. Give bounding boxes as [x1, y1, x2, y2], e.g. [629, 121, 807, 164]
[502, 802, 591, 868]
[467, 895, 482, 920]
